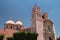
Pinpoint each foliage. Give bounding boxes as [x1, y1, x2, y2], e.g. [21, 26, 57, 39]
[0, 34, 4, 40]
[13, 31, 38, 40]
[7, 31, 38, 40]
[7, 37, 14, 40]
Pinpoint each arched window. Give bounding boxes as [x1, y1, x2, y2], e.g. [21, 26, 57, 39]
[16, 26, 20, 30]
[49, 37, 52, 40]
[48, 26, 50, 32]
[6, 26, 8, 28]
[10, 26, 12, 29]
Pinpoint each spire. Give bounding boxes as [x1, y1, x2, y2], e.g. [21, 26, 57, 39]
[34, 3, 38, 8]
[33, 4, 40, 10]
[32, 4, 40, 14]
[34, 3, 37, 7]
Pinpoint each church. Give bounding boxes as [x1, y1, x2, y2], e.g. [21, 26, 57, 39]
[0, 4, 56, 40]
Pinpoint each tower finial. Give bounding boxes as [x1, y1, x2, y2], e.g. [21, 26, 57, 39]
[34, 3, 38, 8]
[18, 18, 21, 21]
[10, 17, 13, 20]
[32, 4, 40, 14]
[33, 3, 40, 10]
[35, 3, 37, 6]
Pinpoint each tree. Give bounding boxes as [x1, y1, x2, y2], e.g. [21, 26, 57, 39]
[13, 31, 38, 40]
[7, 37, 14, 40]
[0, 34, 4, 40]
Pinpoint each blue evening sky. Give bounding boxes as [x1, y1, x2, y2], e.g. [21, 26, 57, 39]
[0, 0, 60, 37]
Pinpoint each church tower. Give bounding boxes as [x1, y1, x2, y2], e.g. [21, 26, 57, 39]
[31, 4, 44, 40]
[42, 12, 56, 40]
[31, 4, 56, 40]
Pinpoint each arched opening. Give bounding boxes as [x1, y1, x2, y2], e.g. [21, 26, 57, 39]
[10, 26, 12, 29]
[6, 26, 8, 28]
[16, 26, 20, 30]
[48, 26, 51, 32]
[49, 37, 52, 40]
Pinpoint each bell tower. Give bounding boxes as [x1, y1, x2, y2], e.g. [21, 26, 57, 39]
[42, 12, 57, 40]
[31, 4, 44, 40]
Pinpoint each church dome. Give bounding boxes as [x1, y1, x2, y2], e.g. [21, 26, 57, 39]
[16, 18, 23, 25]
[5, 18, 15, 24]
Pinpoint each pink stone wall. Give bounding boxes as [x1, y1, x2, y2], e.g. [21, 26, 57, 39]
[36, 20, 44, 40]
[0, 29, 19, 40]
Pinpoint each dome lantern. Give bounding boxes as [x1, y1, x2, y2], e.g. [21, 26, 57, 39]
[5, 18, 15, 24]
[16, 18, 23, 25]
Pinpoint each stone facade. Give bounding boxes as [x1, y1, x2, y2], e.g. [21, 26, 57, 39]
[0, 4, 56, 40]
[31, 4, 56, 40]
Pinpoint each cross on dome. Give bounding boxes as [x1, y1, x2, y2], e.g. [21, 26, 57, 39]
[18, 18, 21, 21]
[9, 18, 13, 20]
